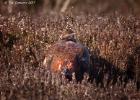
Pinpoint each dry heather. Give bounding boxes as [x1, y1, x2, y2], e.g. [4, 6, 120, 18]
[0, 13, 140, 100]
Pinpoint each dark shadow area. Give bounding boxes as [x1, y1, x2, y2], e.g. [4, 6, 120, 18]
[124, 46, 140, 91]
[88, 49, 125, 88]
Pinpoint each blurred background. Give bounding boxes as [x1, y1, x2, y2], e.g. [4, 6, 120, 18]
[1, 0, 140, 15]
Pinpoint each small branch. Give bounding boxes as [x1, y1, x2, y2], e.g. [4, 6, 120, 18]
[60, 0, 70, 13]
